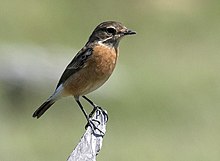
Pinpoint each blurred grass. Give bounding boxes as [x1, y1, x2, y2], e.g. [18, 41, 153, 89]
[1, 0, 220, 161]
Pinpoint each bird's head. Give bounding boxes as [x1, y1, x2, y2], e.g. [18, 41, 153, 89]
[88, 21, 136, 47]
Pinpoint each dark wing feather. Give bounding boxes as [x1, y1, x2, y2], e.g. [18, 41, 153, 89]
[56, 47, 93, 88]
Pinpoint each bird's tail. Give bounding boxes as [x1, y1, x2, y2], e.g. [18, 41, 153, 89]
[33, 85, 65, 119]
[32, 99, 55, 119]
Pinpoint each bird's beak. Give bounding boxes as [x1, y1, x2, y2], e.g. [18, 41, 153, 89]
[124, 29, 136, 35]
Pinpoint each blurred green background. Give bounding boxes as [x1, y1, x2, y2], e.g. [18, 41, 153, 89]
[1, 0, 220, 160]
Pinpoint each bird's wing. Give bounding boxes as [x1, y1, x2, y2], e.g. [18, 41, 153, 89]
[56, 47, 93, 89]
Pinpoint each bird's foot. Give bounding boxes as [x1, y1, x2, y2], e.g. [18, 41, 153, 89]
[89, 106, 106, 118]
[85, 119, 104, 136]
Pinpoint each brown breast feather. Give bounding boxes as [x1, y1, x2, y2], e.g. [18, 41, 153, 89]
[64, 45, 118, 96]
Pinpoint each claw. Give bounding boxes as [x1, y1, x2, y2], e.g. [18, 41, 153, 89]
[85, 119, 104, 135]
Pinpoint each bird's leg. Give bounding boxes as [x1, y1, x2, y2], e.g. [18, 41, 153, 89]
[75, 98, 103, 134]
[82, 96, 107, 121]
[82, 95, 101, 118]
[76, 99, 90, 122]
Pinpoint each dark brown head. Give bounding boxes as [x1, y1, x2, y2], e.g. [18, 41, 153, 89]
[87, 21, 136, 47]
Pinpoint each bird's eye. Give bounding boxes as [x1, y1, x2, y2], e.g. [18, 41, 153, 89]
[106, 27, 116, 35]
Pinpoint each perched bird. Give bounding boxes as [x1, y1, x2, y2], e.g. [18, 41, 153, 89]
[33, 21, 136, 126]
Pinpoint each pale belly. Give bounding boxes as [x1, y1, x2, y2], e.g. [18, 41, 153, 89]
[80, 74, 111, 95]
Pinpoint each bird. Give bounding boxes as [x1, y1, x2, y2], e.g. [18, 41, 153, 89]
[32, 21, 136, 127]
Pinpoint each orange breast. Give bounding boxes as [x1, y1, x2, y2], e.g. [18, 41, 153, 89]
[91, 44, 118, 78]
[64, 44, 118, 97]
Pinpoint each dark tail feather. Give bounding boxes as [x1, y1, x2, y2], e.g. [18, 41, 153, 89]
[32, 100, 55, 119]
